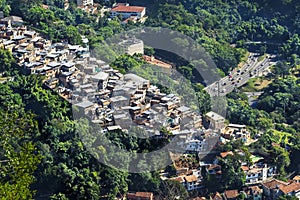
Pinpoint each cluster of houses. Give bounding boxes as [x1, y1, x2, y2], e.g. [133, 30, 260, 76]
[201, 176, 300, 200]
[1, 13, 299, 200]
[125, 176, 300, 200]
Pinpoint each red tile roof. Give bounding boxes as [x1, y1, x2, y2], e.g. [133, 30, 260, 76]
[279, 182, 300, 194]
[262, 179, 288, 189]
[111, 5, 145, 13]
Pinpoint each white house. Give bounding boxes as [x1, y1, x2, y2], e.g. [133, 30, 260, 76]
[242, 164, 277, 185]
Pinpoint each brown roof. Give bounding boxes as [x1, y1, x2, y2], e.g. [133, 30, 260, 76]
[170, 176, 185, 183]
[210, 192, 223, 200]
[262, 179, 288, 190]
[185, 175, 197, 183]
[279, 182, 300, 194]
[225, 190, 239, 199]
[127, 192, 153, 199]
[220, 151, 234, 158]
[111, 5, 145, 13]
[136, 192, 153, 198]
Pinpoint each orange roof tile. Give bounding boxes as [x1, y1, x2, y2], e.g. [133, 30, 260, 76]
[135, 192, 153, 198]
[111, 5, 145, 13]
[262, 179, 288, 189]
[170, 176, 185, 183]
[185, 175, 197, 183]
[279, 182, 300, 194]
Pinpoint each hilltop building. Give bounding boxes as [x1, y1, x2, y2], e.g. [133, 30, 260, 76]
[110, 3, 146, 19]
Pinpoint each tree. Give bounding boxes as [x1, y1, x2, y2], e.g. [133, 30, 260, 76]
[0, 110, 42, 199]
[65, 25, 82, 45]
[157, 180, 188, 200]
[259, 45, 267, 55]
[0, 48, 15, 72]
[272, 61, 291, 78]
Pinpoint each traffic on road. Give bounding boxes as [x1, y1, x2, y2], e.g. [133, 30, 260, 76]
[205, 52, 278, 97]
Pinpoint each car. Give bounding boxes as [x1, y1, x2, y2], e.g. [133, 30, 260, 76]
[231, 78, 234, 81]
[237, 69, 241, 73]
[238, 77, 242, 80]
[232, 81, 235, 85]
[241, 71, 244, 75]
[223, 82, 227, 86]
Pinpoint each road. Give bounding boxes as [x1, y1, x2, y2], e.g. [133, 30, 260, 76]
[205, 53, 278, 96]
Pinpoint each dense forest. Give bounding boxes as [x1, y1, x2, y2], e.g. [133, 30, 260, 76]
[0, 0, 300, 199]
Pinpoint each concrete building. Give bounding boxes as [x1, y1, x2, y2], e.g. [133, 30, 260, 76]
[205, 111, 225, 130]
[119, 38, 144, 55]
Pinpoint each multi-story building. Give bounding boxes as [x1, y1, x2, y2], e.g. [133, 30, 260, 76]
[205, 111, 225, 130]
[242, 164, 277, 185]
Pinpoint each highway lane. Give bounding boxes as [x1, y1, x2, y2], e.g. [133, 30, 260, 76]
[205, 53, 277, 97]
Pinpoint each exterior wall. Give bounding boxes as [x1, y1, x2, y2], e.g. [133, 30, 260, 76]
[126, 42, 144, 55]
[186, 140, 204, 152]
[111, 8, 145, 19]
[246, 172, 261, 183]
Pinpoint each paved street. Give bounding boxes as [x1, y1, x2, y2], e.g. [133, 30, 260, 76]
[205, 53, 278, 96]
